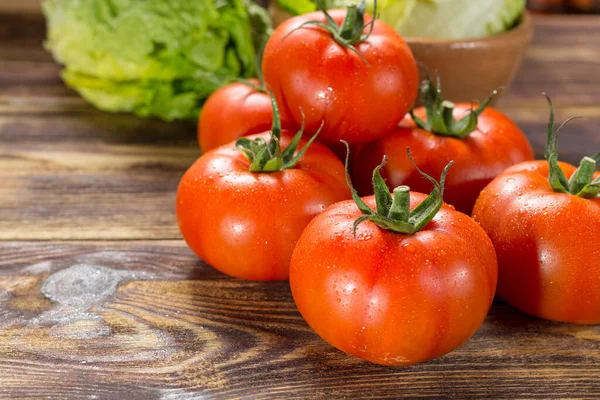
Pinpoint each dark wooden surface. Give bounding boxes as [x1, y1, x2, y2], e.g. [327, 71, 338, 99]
[1, 11, 600, 400]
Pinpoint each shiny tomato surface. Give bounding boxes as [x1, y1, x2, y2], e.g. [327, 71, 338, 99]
[177, 132, 350, 281]
[263, 9, 418, 145]
[290, 194, 498, 365]
[352, 106, 534, 215]
[198, 79, 292, 152]
[473, 161, 600, 324]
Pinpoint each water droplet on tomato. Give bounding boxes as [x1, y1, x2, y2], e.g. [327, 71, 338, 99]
[402, 243, 416, 253]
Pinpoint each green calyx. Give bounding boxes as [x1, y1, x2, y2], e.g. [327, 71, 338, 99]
[289, 0, 377, 63]
[410, 74, 497, 139]
[236, 93, 321, 172]
[342, 141, 453, 236]
[544, 94, 600, 199]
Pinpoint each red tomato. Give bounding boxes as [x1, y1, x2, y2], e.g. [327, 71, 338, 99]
[353, 104, 534, 215]
[198, 79, 292, 152]
[262, 7, 418, 145]
[473, 97, 600, 324]
[290, 150, 498, 366]
[177, 132, 350, 281]
[473, 161, 600, 324]
[290, 194, 498, 365]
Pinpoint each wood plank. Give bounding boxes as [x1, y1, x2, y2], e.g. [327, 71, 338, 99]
[1, 242, 599, 399]
[500, 15, 600, 105]
[0, 113, 199, 240]
[0, 0, 42, 14]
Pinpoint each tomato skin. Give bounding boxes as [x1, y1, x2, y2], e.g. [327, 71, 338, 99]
[352, 106, 534, 215]
[473, 161, 600, 324]
[198, 79, 292, 153]
[263, 10, 418, 145]
[177, 132, 350, 281]
[290, 194, 498, 366]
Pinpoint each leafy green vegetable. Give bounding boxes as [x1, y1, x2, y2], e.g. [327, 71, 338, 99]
[277, 0, 319, 15]
[43, 0, 271, 121]
[392, 0, 526, 40]
[278, 0, 525, 40]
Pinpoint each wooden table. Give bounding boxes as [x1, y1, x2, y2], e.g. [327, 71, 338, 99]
[1, 11, 600, 400]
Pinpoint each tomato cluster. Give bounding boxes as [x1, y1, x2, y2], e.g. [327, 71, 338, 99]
[180, 2, 600, 367]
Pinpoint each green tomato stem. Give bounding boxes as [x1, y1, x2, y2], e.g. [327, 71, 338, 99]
[339, 4, 359, 40]
[290, 0, 376, 63]
[236, 93, 320, 173]
[410, 74, 497, 139]
[543, 94, 599, 198]
[569, 157, 597, 195]
[342, 141, 452, 237]
[388, 186, 410, 223]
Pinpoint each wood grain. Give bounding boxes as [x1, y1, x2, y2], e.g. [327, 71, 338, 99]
[503, 15, 600, 104]
[0, 0, 42, 14]
[1, 10, 600, 400]
[0, 112, 199, 240]
[1, 242, 599, 399]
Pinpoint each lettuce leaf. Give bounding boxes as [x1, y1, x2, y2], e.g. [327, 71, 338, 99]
[43, 0, 268, 121]
[393, 0, 526, 40]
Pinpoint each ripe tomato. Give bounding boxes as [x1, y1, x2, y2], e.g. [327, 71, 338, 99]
[352, 79, 534, 215]
[198, 79, 292, 153]
[290, 149, 498, 365]
[177, 130, 350, 281]
[262, 4, 418, 145]
[473, 98, 600, 324]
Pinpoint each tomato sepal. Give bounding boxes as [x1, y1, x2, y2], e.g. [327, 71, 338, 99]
[342, 141, 453, 237]
[236, 93, 321, 173]
[543, 94, 600, 199]
[410, 74, 498, 139]
[286, 0, 377, 64]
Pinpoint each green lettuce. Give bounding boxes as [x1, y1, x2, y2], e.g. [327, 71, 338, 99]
[43, 0, 271, 121]
[391, 0, 526, 40]
[278, 0, 525, 40]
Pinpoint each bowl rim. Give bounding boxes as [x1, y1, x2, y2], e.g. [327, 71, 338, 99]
[405, 11, 533, 45]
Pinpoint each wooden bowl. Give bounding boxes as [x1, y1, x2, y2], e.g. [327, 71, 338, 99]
[406, 13, 533, 104]
[268, 2, 533, 104]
